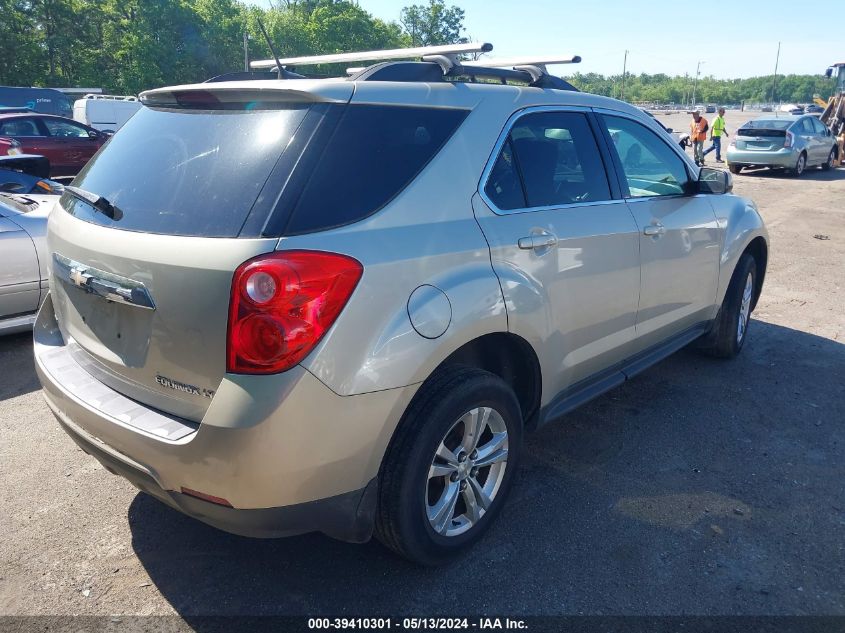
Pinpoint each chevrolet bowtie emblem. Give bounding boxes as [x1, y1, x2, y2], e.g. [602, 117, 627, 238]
[69, 267, 91, 289]
[53, 253, 156, 311]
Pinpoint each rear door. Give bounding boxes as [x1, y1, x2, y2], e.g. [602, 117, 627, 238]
[474, 107, 641, 397]
[810, 116, 834, 162]
[0, 116, 51, 158]
[596, 112, 720, 350]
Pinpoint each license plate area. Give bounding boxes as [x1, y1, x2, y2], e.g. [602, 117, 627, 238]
[53, 277, 154, 369]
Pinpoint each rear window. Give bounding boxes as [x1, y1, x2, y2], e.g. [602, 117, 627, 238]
[738, 119, 792, 137]
[62, 105, 311, 237]
[62, 102, 467, 238]
[281, 104, 468, 235]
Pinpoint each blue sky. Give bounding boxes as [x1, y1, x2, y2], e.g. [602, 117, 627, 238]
[254, 0, 840, 79]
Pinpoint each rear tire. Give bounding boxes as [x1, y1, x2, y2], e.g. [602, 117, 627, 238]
[729, 164, 742, 175]
[821, 147, 836, 171]
[696, 253, 757, 359]
[790, 152, 806, 177]
[375, 366, 523, 565]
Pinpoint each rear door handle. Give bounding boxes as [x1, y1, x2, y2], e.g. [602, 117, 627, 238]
[643, 223, 666, 236]
[518, 234, 558, 250]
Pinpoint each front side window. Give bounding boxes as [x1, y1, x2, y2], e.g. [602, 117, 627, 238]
[601, 115, 690, 198]
[485, 110, 611, 211]
[43, 118, 90, 138]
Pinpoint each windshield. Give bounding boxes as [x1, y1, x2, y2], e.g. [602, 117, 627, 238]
[62, 104, 311, 237]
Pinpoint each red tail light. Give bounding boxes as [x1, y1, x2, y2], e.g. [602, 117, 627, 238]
[784, 131, 794, 148]
[227, 250, 362, 374]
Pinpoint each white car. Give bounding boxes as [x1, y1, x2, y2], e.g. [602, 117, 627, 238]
[73, 95, 143, 134]
[642, 110, 690, 148]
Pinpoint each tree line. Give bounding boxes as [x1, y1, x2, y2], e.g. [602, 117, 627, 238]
[0, 0, 465, 94]
[1, 0, 835, 104]
[567, 72, 835, 106]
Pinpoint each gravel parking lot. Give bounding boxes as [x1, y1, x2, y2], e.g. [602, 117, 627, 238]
[1, 111, 843, 618]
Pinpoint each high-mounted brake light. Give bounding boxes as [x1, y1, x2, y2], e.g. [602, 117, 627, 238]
[227, 250, 362, 374]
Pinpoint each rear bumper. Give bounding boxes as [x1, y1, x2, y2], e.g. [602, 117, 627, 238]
[55, 411, 377, 540]
[726, 147, 798, 168]
[34, 293, 417, 541]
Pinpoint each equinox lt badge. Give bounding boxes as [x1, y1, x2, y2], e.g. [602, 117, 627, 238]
[155, 374, 215, 399]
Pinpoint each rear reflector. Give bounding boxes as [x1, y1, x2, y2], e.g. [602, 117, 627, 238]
[180, 487, 233, 507]
[227, 250, 362, 374]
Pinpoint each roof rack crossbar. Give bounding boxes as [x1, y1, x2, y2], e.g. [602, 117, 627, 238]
[463, 55, 580, 82]
[250, 42, 493, 70]
[462, 55, 582, 69]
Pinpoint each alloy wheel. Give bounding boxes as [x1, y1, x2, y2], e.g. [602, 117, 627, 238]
[737, 272, 754, 344]
[426, 406, 509, 537]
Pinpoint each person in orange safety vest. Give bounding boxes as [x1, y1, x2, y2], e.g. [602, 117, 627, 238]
[690, 109, 709, 166]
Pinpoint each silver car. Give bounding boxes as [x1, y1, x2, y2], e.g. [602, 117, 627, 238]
[0, 193, 52, 334]
[34, 52, 768, 565]
[727, 115, 838, 176]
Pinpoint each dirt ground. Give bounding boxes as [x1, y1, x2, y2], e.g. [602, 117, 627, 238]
[0, 113, 843, 618]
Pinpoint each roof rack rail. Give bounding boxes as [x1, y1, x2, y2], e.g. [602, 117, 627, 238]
[250, 42, 493, 70]
[462, 55, 581, 82]
[247, 42, 581, 91]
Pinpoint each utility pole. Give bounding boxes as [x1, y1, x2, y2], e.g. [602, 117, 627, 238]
[770, 41, 781, 106]
[243, 32, 249, 72]
[692, 60, 705, 108]
[683, 72, 689, 107]
[620, 50, 628, 101]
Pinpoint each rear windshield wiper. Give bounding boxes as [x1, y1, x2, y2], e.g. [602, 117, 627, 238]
[64, 185, 122, 220]
[0, 191, 39, 211]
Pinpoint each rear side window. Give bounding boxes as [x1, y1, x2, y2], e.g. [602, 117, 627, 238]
[0, 118, 41, 136]
[811, 118, 827, 134]
[282, 105, 468, 235]
[63, 105, 311, 237]
[485, 111, 611, 211]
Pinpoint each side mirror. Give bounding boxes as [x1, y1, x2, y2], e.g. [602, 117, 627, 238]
[87, 130, 99, 139]
[697, 166, 732, 195]
[665, 127, 674, 133]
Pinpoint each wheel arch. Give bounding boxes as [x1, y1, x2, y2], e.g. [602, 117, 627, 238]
[743, 236, 768, 310]
[715, 198, 769, 309]
[436, 332, 543, 430]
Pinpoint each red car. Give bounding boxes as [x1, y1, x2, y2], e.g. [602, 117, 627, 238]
[0, 113, 107, 178]
[0, 136, 21, 156]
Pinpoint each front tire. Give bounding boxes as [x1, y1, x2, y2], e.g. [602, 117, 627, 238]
[821, 147, 836, 171]
[375, 366, 523, 565]
[729, 164, 742, 175]
[696, 253, 757, 359]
